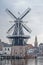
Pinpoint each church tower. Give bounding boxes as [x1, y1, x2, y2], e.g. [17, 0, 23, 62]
[34, 36, 38, 47]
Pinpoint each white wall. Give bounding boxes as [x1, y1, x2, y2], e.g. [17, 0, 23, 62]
[3, 47, 11, 55]
[0, 51, 3, 54]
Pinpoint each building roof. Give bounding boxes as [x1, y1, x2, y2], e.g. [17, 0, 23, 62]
[26, 44, 33, 49]
[0, 41, 12, 47]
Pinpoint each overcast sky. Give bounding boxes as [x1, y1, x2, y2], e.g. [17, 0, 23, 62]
[0, 0, 43, 45]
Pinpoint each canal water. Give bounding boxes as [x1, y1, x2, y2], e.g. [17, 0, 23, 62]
[0, 58, 43, 65]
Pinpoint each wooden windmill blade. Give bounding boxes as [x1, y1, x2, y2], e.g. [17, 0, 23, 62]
[19, 8, 31, 20]
[6, 9, 17, 19]
[7, 24, 15, 34]
[22, 24, 32, 33]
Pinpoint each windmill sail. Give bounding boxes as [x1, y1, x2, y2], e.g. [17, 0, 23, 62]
[6, 9, 17, 19]
[22, 24, 32, 33]
[19, 8, 31, 19]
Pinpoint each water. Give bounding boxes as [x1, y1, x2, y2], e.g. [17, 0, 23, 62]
[0, 58, 43, 65]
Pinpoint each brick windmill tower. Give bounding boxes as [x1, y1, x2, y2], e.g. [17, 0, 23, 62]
[6, 7, 32, 58]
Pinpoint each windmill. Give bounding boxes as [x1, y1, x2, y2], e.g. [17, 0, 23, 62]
[6, 7, 32, 46]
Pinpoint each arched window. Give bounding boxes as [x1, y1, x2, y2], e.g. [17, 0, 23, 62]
[8, 48, 9, 51]
[5, 48, 6, 50]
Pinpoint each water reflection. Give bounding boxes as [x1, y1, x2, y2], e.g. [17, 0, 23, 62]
[0, 58, 43, 65]
[11, 59, 28, 65]
[35, 59, 37, 65]
[0, 59, 28, 65]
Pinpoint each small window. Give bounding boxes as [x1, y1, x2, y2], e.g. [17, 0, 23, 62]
[5, 52, 6, 54]
[14, 50, 15, 53]
[15, 52, 17, 54]
[5, 48, 6, 50]
[8, 48, 9, 51]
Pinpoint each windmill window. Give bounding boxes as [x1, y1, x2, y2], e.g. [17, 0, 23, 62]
[15, 52, 17, 54]
[20, 52, 22, 54]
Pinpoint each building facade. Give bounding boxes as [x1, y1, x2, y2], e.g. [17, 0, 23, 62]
[39, 43, 43, 55]
[3, 47, 11, 55]
[11, 45, 27, 58]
